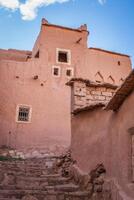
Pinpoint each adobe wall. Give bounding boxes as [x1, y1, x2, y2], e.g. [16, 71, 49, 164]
[71, 90, 134, 198]
[71, 109, 112, 172]
[34, 23, 89, 77]
[0, 20, 132, 158]
[0, 59, 71, 157]
[0, 49, 31, 62]
[84, 48, 132, 85]
[33, 21, 132, 85]
[109, 91, 134, 196]
[0, 23, 89, 157]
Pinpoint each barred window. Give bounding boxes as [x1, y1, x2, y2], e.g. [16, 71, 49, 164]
[16, 105, 32, 123]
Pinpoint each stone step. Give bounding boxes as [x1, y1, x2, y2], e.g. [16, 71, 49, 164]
[0, 190, 90, 200]
[54, 183, 79, 192]
[0, 170, 51, 176]
[0, 166, 51, 171]
[67, 191, 91, 197]
[0, 161, 53, 166]
[0, 158, 90, 200]
[0, 169, 52, 176]
[0, 185, 46, 190]
[2, 162, 51, 166]
[0, 198, 20, 200]
[0, 158, 57, 166]
[0, 177, 71, 189]
[0, 189, 48, 199]
[0, 184, 78, 191]
[0, 160, 57, 176]
[0, 170, 59, 178]
[0, 173, 62, 186]
[0, 190, 89, 200]
[0, 183, 78, 192]
[16, 176, 70, 185]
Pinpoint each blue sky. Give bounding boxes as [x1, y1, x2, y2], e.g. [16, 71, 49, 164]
[0, 0, 134, 66]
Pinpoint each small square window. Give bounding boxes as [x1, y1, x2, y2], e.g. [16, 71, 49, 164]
[58, 52, 68, 63]
[56, 48, 71, 65]
[52, 66, 61, 77]
[66, 68, 74, 77]
[54, 68, 59, 76]
[16, 105, 32, 123]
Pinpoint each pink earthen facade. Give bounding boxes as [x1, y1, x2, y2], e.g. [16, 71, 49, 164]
[0, 19, 132, 157]
[70, 75, 134, 199]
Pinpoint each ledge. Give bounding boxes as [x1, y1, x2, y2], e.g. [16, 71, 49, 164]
[66, 78, 118, 90]
[89, 47, 130, 58]
[72, 103, 106, 115]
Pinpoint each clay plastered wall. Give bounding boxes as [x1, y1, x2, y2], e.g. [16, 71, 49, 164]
[79, 49, 132, 85]
[37, 24, 88, 77]
[71, 109, 112, 173]
[73, 81, 116, 110]
[109, 92, 134, 196]
[0, 25, 88, 156]
[0, 49, 30, 62]
[0, 21, 132, 157]
[0, 59, 71, 156]
[71, 91, 134, 198]
[33, 24, 131, 86]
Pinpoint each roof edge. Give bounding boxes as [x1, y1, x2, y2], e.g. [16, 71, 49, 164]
[89, 47, 130, 58]
[72, 103, 105, 115]
[0, 48, 32, 55]
[41, 18, 89, 34]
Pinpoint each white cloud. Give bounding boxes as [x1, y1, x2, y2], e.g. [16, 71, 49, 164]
[98, 0, 106, 5]
[0, 0, 19, 10]
[19, 0, 70, 20]
[0, 0, 106, 21]
[0, 0, 70, 20]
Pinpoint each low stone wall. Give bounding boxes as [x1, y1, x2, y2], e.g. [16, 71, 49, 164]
[71, 80, 117, 110]
[0, 146, 68, 159]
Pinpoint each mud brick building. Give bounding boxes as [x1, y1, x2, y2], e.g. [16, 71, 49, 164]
[0, 19, 132, 158]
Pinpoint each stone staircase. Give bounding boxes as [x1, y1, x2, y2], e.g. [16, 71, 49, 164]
[0, 158, 90, 200]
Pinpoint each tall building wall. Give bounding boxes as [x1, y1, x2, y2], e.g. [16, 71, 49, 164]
[0, 19, 132, 157]
[0, 58, 73, 156]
